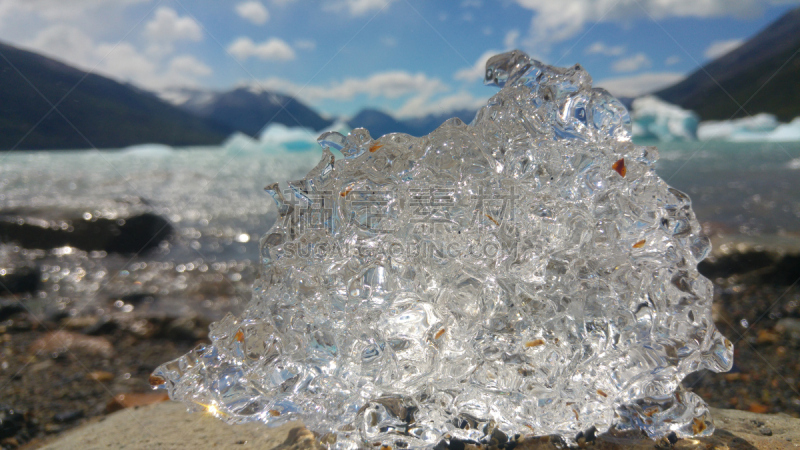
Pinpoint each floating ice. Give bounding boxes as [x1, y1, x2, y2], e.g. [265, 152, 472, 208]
[630, 96, 698, 141]
[225, 122, 353, 152]
[152, 50, 732, 448]
[698, 113, 800, 142]
[119, 143, 174, 156]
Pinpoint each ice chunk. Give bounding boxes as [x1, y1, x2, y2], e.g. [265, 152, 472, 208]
[630, 96, 698, 141]
[768, 117, 800, 142]
[697, 113, 778, 141]
[696, 113, 800, 142]
[223, 132, 261, 151]
[120, 143, 174, 155]
[153, 50, 732, 449]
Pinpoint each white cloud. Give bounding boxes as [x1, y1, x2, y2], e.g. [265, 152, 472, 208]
[324, 72, 447, 100]
[612, 53, 651, 72]
[595, 72, 684, 97]
[0, 0, 150, 22]
[513, 0, 800, 47]
[24, 24, 211, 92]
[454, 50, 501, 82]
[256, 71, 480, 119]
[380, 36, 397, 47]
[704, 39, 744, 60]
[143, 7, 202, 43]
[328, 0, 396, 16]
[258, 71, 447, 104]
[167, 54, 212, 77]
[395, 91, 488, 118]
[235, 1, 270, 25]
[585, 41, 625, 56]
[294, 39, 316, 50]
[27, 24, 97, 66]
[665, 55, 681, 65]
[504, 29, 520, 48]
[228, 37, 295, 61]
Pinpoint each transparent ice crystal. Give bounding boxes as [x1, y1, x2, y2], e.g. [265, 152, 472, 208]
[152, 50, 733, 448]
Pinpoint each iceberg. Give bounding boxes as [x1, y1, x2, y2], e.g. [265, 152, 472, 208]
[119, 143, 174, 155]
[152, 51, 732, 449]
[225, 122, 353, 153]
[698, 114, 800, 142]
[630, 96, 698, 141]
[697, 113, 778, 141]
[768, 117, 800, 142]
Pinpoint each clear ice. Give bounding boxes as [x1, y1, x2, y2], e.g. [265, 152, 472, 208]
[152, 50, 733, 448]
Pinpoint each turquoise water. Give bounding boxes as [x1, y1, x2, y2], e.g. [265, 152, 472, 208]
[1, 139, 797, 321]
[649, 140, 800, 235]
[1, 139, 799, 266]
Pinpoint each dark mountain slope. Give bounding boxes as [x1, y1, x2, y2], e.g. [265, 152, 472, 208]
[655, 7, 800, 121]
[175, 87, 334, 136]
[0, 41, 231, 150]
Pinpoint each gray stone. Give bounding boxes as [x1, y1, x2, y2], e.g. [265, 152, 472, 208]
[37, 402, 800, 450]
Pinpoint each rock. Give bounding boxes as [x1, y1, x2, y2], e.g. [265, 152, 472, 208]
[0, 299, 24, 321]
[0, 437, 19, 447]
[0, 208, 171, 254]
[35, 403, 800, 450]
[40, 401, 314, 450]
[86, 371, 114, 382]
[0, 405, 25, 439]
[0, 266, 41, 296]
[30, 331, 114, 358]
[699, 234, 800, 285]
[105, 392, 169, 413]
[162, 315, 209, 341]
[776, 318, 800, 342]
[53, 410, 84, 423]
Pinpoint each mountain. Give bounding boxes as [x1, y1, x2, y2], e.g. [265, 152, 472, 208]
[0, 41, 232, 151]
[347, 108, 478, 138]
[655, 7, 800, 121]
[168, 86, 334, 137]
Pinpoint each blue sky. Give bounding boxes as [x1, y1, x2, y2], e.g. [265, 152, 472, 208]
[0, 0, 797, 119]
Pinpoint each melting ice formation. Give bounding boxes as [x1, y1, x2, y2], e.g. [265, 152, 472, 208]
[152, 50, 733, 448]
[698, 113, 800, 142]
[630, 96, 699, 142]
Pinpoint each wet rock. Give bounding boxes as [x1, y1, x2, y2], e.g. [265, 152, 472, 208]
[700, 235, 800, 286]
[60, 316, 100, 330]
[53, 410, 84, 423]
[0, 299, 24, 321]
[0, 266, 41, 296]
[30, 331, 114, 358]
[105, 392, 169, 413]
[775, 318, 800, 342]
[162, 315, 210, 341]
[698, 250, 775, 279]
[760, 254, 800, 285]
[0, 209, 171, 255]
[86, 371, 114, 382]
[81, 317, 118, 336]
[0, 405, 25, 439]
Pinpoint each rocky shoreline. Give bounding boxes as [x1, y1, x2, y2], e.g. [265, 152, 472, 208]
[1, 210, 799, 449]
